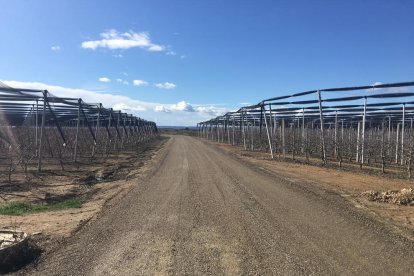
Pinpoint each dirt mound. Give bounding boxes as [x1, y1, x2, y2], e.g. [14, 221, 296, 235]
[362, 188, 414, 205]
[0, 230, 41, 273]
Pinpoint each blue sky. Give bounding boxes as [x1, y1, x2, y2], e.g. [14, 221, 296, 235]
[1, 0, 413, 125]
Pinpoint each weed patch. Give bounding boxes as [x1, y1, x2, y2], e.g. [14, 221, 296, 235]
[0, 198, 81, 216]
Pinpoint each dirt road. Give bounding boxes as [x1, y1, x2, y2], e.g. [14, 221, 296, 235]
[25, 136, 414, 275]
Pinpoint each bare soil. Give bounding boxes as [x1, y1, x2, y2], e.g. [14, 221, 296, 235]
[0, 136, 169, 255]
[208, 140, 414, 239]
[15, 135, 414, 275]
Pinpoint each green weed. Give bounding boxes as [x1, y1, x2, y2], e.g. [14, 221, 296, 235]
[0, 198, 81, 216]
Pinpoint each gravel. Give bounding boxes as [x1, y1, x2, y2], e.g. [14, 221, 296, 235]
[20, 135, 414, 275]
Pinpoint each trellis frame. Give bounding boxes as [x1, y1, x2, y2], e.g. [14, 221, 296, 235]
[0, 83, 158, 173]
[198, 81, 414, 176]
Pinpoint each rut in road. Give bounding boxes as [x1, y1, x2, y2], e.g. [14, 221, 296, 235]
[26, 135, 414, 275]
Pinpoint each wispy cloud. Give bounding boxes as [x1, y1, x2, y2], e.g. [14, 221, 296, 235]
[81, 29, 165, 52]
[98, 77, 111, 83]
[133, 79, 148, 87]
[51, 45, 61, 51]
[344, 81, 410, 97]
[148, 45, 164, 52]
[154, 82, 176, 90]
[116, 78, 129, 85]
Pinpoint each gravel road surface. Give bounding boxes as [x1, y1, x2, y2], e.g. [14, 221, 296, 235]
[26, 135, 414, 275]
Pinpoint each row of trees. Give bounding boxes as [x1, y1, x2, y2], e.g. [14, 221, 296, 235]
[0, 86, 158, 178]
[198, 81, 414, 177]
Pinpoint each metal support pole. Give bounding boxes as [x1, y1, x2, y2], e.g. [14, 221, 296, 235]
[92, 103, 101, 157]
[232, 117, 235, 145]
[302, 108, 305, 154]
[263, 105, 274, 159]
[73, 99, 81, 162]
[396, 123, 400, 164]
[226, 116, 230, 144]
[242, 111, 247, 150]
[251, 120, 254, 150]
[121, 113, 127, 148]
[380, 120, 385, 172]
[388, 116, 391, 158]
[35, 100, 39, 156]
[105, 110, 113, 154]
[216, 121, 219, 142]
[282, 118, 286, 159]
[317, 90, 327, 164]
[361, 97, 367, 164]
[114, 111, 120, 150]
[334, 110, 338, 158]
[401, 104, 405, 165]
[37, 91, 47, 171]
[356, 122, 361, 162]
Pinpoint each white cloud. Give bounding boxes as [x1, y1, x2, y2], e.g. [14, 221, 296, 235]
[51, 46, 61, 51]
[99, 77, 111, 83]
[154, 82, 176, 90]
[154, 101, 227, 116]
[133, 79, 148, 87]
[2, 80, 150, 111]
[113, 103, 146, 112]
[113, 53, 123, 58]
[154, 105, 171, 113]
[166, 51, 177, 56]
[81, 29, 165, 52]
[2, 80, 228, 126]
[194, 105, 228, 116]
[116, 78, 129, 85]
[148, 45, 164, 52]
[366, 81, 408, 92]
[171, 101, 194, 112]
[155, 101, 193, 112]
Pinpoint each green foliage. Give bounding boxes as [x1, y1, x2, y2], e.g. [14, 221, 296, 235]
[0, 198, 81, 216]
